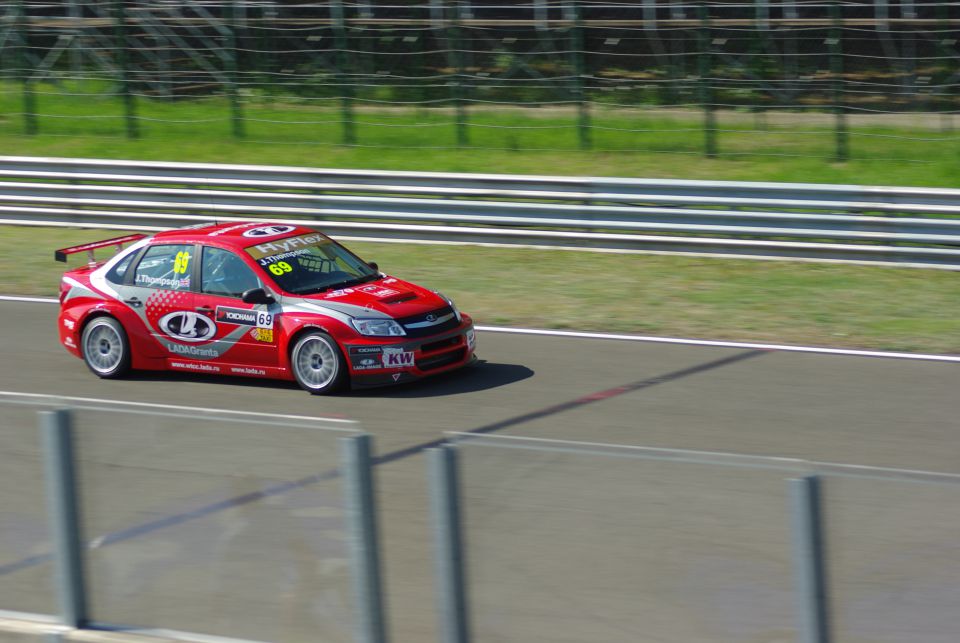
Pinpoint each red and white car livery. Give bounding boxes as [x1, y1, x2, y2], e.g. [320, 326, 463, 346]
[57, 223, 476, 394]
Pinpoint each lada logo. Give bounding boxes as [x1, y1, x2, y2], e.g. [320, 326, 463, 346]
[158, 312, 217, 342]
[242, 225, 297, 238]
[425, 314, 436, 322]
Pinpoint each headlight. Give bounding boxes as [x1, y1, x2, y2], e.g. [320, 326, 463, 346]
[351, 318, 406, 337]
[435, 291, 462, 323]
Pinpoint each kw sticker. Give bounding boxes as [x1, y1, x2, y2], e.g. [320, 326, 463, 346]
[382, 347, 414, 368]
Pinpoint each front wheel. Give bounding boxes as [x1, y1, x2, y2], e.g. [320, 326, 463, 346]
[81, 316, 131, 379]
[290, 331, 347, 395]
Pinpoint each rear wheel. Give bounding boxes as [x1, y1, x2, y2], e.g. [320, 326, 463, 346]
[81, 316, 131, 379]
[290, 331, 347, 395]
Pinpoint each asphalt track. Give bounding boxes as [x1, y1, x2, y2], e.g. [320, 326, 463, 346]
[2, 299, 959, 642]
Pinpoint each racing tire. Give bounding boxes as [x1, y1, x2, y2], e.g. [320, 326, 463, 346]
[290, 331, 348, 395]
[81, 316, 131, 379]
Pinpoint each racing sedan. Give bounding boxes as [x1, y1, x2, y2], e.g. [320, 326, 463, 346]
[56, 222, 476, 394]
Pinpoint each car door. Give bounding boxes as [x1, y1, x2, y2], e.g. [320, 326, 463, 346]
[196, 245, 279, 367]
[121, 243, 206, 356]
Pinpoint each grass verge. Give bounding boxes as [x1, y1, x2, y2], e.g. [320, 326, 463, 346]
[2, 85, 960, 186]
[8, 226, 959, 355]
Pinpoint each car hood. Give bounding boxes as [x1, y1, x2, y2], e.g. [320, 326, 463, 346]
[280, 276, 448, 320]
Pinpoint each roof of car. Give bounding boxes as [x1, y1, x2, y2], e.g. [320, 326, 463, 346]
[151, 222, 323, 249]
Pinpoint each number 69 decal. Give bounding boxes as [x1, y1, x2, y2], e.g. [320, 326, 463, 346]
[256, 311, 273, 329]
[268, 261, 292, 276]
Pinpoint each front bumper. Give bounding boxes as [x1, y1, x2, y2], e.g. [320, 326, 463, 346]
[346, 319, 476, 389]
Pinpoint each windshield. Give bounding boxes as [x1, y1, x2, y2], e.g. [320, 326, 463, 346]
[245, 232, 379, 295]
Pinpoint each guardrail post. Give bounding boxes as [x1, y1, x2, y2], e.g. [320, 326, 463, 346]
[829, 1, 847, 162]
[570, 0, 590, 150]
[697, 3, 717, 158]
[340, 435, 387, 643]
[114, 0, 139, 139]
[428, 445, 470, 643]
[332, 0, 356, 146]
[15, 0, 37, 135]
[226, 0, 245, 139]
[789, 476, 831, 643]
[41, 409, 88, 629]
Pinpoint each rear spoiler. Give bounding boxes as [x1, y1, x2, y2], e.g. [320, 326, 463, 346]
[54, 234, 148, 264]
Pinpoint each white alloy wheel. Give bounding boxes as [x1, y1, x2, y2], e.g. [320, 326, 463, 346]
[291, 332, 346, 394]
[81, 317, 131, 378]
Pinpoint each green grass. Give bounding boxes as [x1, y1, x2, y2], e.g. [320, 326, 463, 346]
[9, 226, 960, 355]
[2, 82, 960, 186]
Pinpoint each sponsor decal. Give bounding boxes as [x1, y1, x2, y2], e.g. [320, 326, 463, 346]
[350, 346, 383, 355]
[63, 318, 76, 330]
[247, 234, 327, 260]
[325, 288, 355, 299]
[353, 357, 381, 371]
[230, 366, 266, 376]
[242, 225, 297, 239]
[467, 328, 476, 350]
[382, 346, 415, 368]
[209, 222, 259, 236]
[170, 361, 221, 373]
[359, 285, 400, 298]
[64, 337, 76, 348]
[250, 327, 274, 343]
[167, 343, 220, 358]
[159, 311, 218, 342]
[392, 373, 402, 382]
[135, 274, 191, 289]
[383, 278, 397, 284]
[216, 306, 273, 329]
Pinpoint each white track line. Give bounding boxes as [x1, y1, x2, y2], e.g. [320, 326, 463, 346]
[475, 326, 960, 363]
[2, 294, 957, 363]
[0, 391, 357, 425]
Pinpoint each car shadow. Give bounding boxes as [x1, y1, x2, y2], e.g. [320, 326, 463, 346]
[124, 360, 533, 398]
[347, 360, 534, 399]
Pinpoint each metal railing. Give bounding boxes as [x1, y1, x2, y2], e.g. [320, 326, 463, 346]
[1, 156, 959, 268]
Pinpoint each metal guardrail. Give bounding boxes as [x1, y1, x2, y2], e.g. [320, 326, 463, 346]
[1, 156, 959, 268]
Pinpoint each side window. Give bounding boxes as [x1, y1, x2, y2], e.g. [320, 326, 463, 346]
[133, 244, 193, 291]
[201, 246, 261, 298]
[105, 250, 137, 285]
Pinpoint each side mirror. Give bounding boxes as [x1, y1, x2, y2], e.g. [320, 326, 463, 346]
[242, 287, 275, 305]
[368, 261, 379, 271]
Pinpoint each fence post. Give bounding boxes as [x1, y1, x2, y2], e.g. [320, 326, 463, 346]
[570, 0, 590, 150]
[40, 409, 88, 629]
[829, 1, 847, 162]
[15, 0, 36, 135]
[936, 2, 953, 133]
[449, 1, 469, 147]
[340, 435, 387, 643]
[226, 0, 245, 138]
[789, 476, 831, 643]
[114, 0, 139, 139]
[697, 3, 717, 158]
[428, 445, 470, 643]
[332, 0, 356, 146]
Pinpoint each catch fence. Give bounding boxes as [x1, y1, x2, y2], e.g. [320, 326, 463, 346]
[5, 393, 960, 643]
[2, 2, 960, 161]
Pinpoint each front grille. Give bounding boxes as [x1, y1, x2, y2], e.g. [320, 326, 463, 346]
[421, 336, 460, 353]
[397, 306, 459, 339]
[417, 348, 466, 372]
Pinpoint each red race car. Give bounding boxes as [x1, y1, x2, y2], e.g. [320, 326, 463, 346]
[56, 223, 476, 394]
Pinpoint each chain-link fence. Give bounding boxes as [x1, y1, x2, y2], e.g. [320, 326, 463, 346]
[1, 1, 959, 161]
